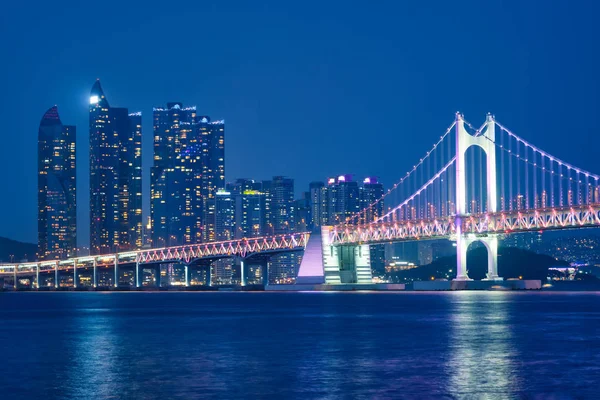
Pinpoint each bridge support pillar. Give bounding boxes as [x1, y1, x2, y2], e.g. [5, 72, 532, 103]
[93, 259, 98, 288]
[73, 260, 77, 288]
[13, 265, 17, 290]
[54, 261, 59, 289]
[35, 264, 40, 289]
[296, 230, 326, 284]
[185, 265, 190, 287]
[135, 261, 140, 288]
[114, 256, 119, 288]
[240, 260, 246, 286]
[482, 235, 502, 281]
[338, 244, 373, 284]
[455, 236, 471, 281]
[353, 244, 373, 284]
[207, 265, 212, 287]
[455, 233, 502, 281]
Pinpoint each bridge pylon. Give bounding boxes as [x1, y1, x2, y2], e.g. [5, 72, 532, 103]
[454, 113, 502, 281]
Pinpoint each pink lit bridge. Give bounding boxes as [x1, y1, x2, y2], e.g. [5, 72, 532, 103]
[2, 113, 599, 288]
[297, 113, 600, 284]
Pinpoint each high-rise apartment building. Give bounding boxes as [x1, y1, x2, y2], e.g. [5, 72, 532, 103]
[294, 192, 311, 232]
[197, 117, 225, 241]
[228, 179, 266, 239]
[89, 80, 142, 254]
[308, 181, 325, 231]
[214, 189, 235, 241]
[151, 102, 201, 247]
[151, 105, 225, 245]
[38, 106, 77, 260]
[263, 176, 295, 234]
[359, 177, 384, 223]
[326, 175, 360, 225]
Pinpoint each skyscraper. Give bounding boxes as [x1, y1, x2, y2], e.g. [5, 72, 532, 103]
[151, 103, 201, 247]
[262, 177, 296, 284]
[196, 117, 225, 241]
[89, 80, 142, 254]
[214, 189, 235, 241]
[294, 192, 311, 232]
[229, 179, 267, 239]
[38, 106, 76, 260]
[326, 175, 359, 225]
[359, 177, 384, 223]
[151, 106, 225, 245]
[263, 176, 295, 234]
[309, 181, 326, 230]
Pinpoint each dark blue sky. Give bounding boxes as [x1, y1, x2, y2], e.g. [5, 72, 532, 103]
[1, 0, 599, 244]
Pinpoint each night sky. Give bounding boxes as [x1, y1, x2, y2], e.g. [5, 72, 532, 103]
[1, 0, 599, 245]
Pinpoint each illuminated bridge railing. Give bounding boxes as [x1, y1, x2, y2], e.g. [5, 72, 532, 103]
[136, 233, 310, 264]
[0, 233, 310, 276]
[330, 218, 458, 245]
[331, 204, 600, 245]
[465, 204, 600, 234]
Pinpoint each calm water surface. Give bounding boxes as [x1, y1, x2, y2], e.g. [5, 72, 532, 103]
[0, 292, 598, 399]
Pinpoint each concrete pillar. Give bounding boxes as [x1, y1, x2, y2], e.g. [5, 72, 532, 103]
[321, 227, 341, 284]
[114, 255, 119, 288]
[354, 244, 373, 284]
[454, 113, 498, 281]
[135, 261, 140, 288]
[13, 264, 17, 290]
[36, 263, 40, 289]
[185, 265, 190, 287]
[54, 261, 59, 289]
[240, 260, 246, 286]
[93, 259, 98, 288]
[484, 114, 497, 213]
[454, 112, 497, 216]
[296, 231, 325, 284]
[455, 234, 470, 281]
[73, 260, 78, 288]
[483, 235, 502, 281]
[206, 265, 212, 287]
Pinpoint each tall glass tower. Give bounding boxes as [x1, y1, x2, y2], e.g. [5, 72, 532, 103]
[196, 117, 225, 241]
[151, 103, 201, 247]
[89, 80, 142, 254]
[38, 106, 76, 260]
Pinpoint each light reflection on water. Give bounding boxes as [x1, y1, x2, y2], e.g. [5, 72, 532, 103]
[0, 292, 598, 399]
[446, 293, 521, 399]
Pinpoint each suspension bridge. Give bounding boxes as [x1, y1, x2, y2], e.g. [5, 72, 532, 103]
[296, 112, 600, 285]
[1, 112, 598, 289]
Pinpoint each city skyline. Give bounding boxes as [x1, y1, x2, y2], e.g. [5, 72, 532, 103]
[35, 78, 394, 262]
[2, 1, 600, 246]
[3, 3, 600, 399]
[31, 79, 399, 250]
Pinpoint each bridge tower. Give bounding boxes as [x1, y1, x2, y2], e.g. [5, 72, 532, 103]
[454, 112, 501, 281]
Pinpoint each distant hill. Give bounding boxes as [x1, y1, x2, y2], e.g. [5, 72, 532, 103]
[391, 247, 569, 282]
[0, 237, 37, 263]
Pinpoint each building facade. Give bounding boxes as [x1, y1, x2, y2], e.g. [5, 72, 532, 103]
[151, 105, 225, 245]
[325, 175, 360, 225]
[263, 176, 295, 234]
[214, 189, 235, 241]
[359, 177, 384, 223]
[38, 106, 77, 260]
[89, 80, 142, 254]
[151, 103, 201, 247]
[197, 117, 225, 241]
[309, 181, 326, 230]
